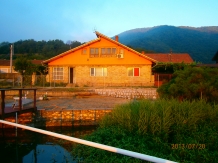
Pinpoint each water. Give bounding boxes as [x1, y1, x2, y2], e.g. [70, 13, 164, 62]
[0, 125, 97, 163]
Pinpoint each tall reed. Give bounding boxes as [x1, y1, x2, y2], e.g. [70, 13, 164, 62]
[73, 99, 218, 162]
[99, 99, 218, 141]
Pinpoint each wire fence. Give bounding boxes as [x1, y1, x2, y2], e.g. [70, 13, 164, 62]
[0, 73, 155, 88]
[0, 74, 64, 88]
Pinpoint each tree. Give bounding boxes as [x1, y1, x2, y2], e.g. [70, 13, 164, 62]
[157, 66, 218, 102]
[35, 64, 48, 75]
[14, 56, 34, 75]
[0, 39, 83, 60]
[212, 50, 218, 63]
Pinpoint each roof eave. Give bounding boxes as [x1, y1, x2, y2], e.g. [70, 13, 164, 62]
[43, 38, 101, 64]
[95, 31, 157, 63]
[43, 31, 157, 64]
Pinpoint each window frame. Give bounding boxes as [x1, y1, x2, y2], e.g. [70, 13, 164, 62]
[111, 48, 117, 54]
[90, 67, 107, 76]
[53, 67, 64, 80]
[100, 47, 117, 57]
[127, 67, 140, 77]
[82, 48, 87, 55]
[101, 48, 106, 55]
[90, 48, 99, 57]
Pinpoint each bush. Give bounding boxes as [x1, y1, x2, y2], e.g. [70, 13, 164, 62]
[157, 67, 218, 103]
[72, 99, 218, 163]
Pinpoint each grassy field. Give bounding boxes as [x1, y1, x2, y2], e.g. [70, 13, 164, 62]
[72, 99, 218, 163]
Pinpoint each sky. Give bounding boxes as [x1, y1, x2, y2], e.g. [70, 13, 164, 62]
[0, 0, 218, 43]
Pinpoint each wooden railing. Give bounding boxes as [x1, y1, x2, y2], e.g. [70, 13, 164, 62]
[0, 88, 37, 119]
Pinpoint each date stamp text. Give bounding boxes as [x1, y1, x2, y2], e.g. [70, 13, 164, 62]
[171, 144, 205, 150]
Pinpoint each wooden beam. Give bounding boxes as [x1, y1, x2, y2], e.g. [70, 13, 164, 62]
[19, 89, 22, 112]
[34, 89, 36, 112]
[1, 90, 5, 119]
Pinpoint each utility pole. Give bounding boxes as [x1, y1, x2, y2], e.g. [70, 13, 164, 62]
[10, 44, 13, 73]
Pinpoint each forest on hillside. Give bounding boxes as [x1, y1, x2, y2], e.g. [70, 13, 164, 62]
[0, 39, 82, 60]
[118, 25, 218, 63]
[0, 39, 151, 60]
[1, 25, 218, 63]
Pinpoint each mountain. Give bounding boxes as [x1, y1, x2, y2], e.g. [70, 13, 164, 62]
[116, 25, 218, 63]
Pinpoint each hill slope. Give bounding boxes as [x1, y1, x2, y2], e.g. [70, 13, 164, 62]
[116, 25, 218, 63]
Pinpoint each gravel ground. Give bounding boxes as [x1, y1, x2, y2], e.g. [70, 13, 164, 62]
[36, 94, 131, 110]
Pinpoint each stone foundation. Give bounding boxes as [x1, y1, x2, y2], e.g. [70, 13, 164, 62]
[93, 88, 157, 99]
[38, 109, 111, 127]
[3, 109, 112, 128]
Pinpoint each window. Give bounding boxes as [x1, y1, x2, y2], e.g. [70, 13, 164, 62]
[90, 68, 107, 76]
[112, 48, 116, 54]
[0, 68, 8, 73]
[128, 68, 140, 76]
[106, 48, 111, 54]
[90, 48, 99, 57]
[101, 48, 117, 55]
[53, 67, 63, 80]
[82, 48, 87, 54]
[101, 48, 106, 54]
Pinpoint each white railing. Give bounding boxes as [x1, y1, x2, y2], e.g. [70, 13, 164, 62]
[0, 120, 177, 163]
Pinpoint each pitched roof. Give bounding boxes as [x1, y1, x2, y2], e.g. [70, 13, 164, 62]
[43, 31, 157, 64]
[31, 60, 44, 65]
[144, 53, 193, 63]
[0, 59, 11, 66]
[95, 31, 157, 62]
[43, 37, 101, 63]
[0, 59, 44, 66]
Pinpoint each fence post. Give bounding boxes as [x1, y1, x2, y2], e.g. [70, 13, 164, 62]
[43, 75, 45, 87]
[21, 74, 24, 87]
[34, 89, 36, 112]
[50, 74, 51, 87]
[13, 74, 15, 87]
[1, 90, 5, 119]
[18, 89, 22, 111]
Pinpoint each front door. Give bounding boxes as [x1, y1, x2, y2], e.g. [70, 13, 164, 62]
[70, 68, 74, 83]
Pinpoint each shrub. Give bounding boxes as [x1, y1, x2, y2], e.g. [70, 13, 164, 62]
[72, 99, 218, 163]
[157, 67, 218, 103]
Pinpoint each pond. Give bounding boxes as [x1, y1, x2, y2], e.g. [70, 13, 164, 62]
[0, 125, 97, 163]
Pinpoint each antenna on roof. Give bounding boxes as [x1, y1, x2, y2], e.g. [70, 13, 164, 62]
[93, 26, 97, 32]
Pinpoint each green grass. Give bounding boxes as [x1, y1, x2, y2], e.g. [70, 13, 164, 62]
[72, 99, 218, 163]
